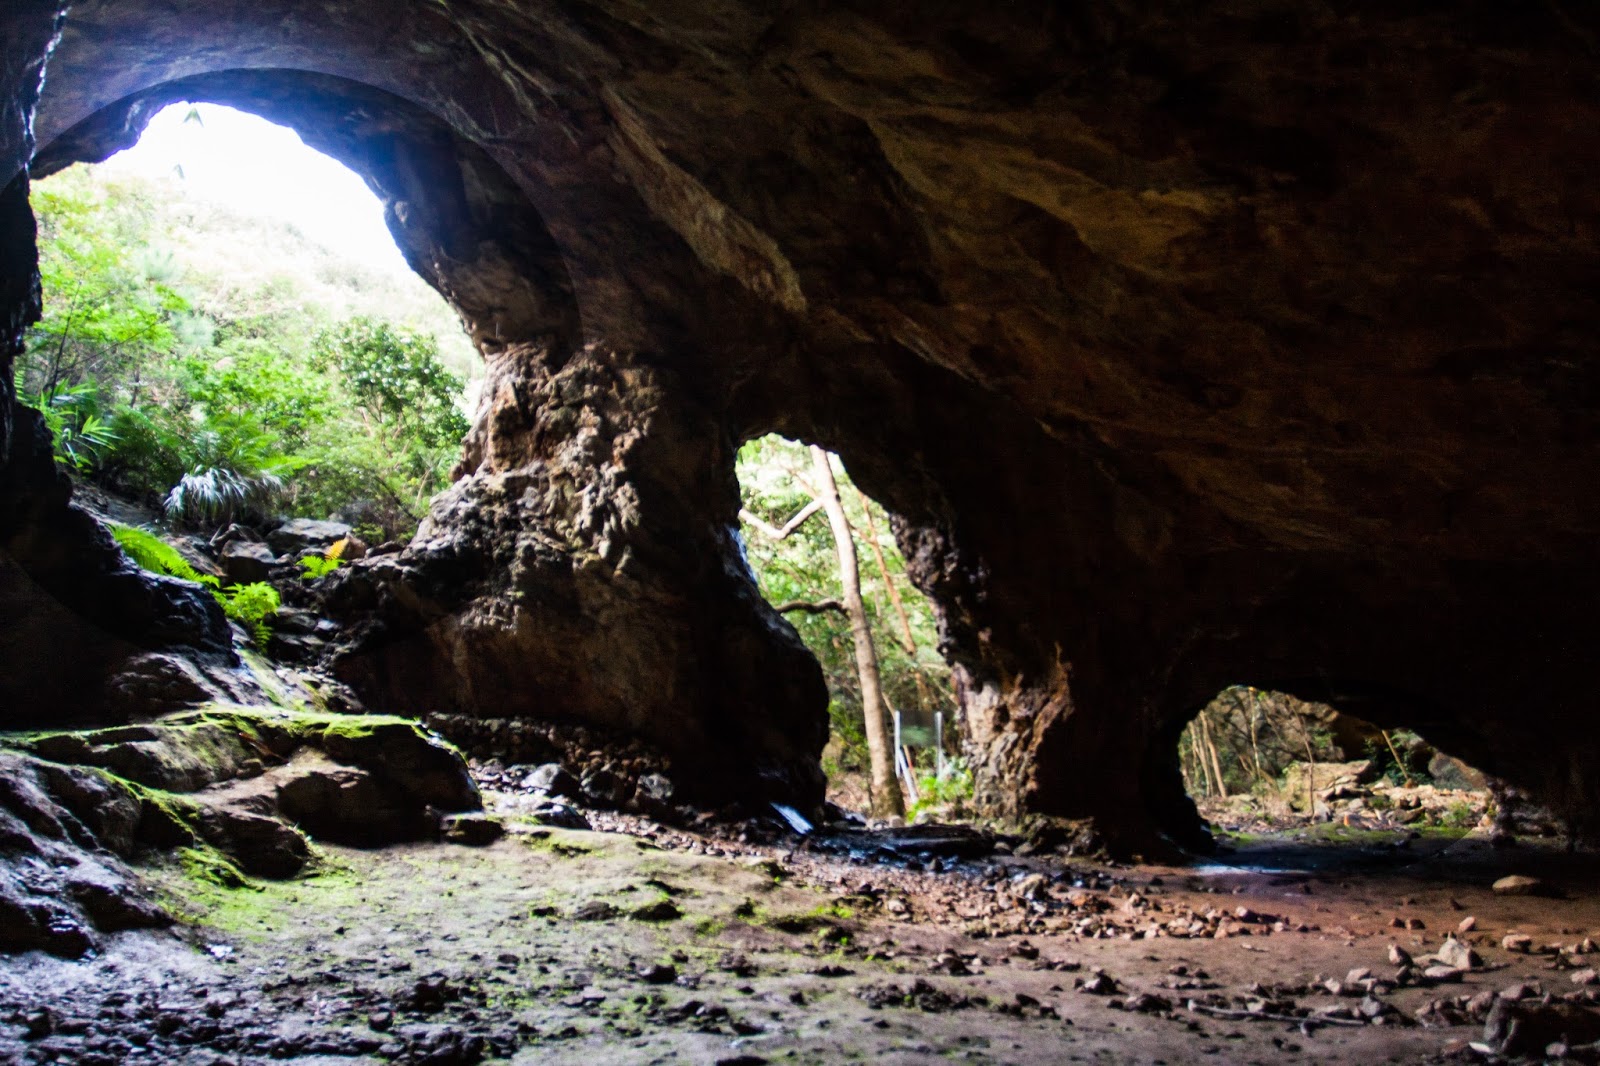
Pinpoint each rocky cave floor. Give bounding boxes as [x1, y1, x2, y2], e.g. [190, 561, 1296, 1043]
[4, 758, 1600, 1066]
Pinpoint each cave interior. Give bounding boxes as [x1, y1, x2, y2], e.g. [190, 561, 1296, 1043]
[1, 2, 1598, 1062]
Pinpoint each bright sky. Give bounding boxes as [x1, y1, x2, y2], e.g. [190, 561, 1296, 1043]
[102, 102, 407, 271]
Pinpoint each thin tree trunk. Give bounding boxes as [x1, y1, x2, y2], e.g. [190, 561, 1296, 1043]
[854, 488, 917, 655]
[852, 487, 935, 713]
[1192, 727, 1217, 799]
[1200, 711, 1229, 799]
[1380, 729, 1415, 786]
[811, 446, 903, 819]
[1298, 713, 1319, 822]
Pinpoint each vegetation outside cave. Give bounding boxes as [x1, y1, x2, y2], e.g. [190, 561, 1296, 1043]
[1181, 685, 1504, 845]
[14, 107, 480, 655]
[736, 434, 967, 822]
[16, 119, 478, 546]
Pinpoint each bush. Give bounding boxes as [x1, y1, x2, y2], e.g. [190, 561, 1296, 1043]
[908, 757, 974, 821]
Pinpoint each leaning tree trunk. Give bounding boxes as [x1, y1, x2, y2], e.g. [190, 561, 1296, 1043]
[810, 446, 904, 819]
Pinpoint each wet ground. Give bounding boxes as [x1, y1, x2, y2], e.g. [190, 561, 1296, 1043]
[2, 789, 1598, 1064]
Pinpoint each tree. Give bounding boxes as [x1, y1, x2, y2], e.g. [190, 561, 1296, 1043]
[809, 446, 904, 819]
[316, 317, 468, 449]
[737, 435, 954, 807]
[21, 174, 185, 396]
[21, 162, 480, 540]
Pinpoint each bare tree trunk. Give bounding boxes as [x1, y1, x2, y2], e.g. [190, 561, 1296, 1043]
[811, 446, 903, 819]
[1200, 710, 1229, 799]
[1297, 712, 1319, 822]
[853, 486, 936, 714]
[1192, 727, 1217, 799]
[1380, 729, 1415, 786]
[854, 488, 917, 655]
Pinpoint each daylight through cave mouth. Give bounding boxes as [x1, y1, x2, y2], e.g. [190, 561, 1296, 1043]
[1176, 685, 1527, 849]
[22, 102, 481, 548]
[735, 433, 960, 822]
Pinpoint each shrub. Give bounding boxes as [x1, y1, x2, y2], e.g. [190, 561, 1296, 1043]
[20, 381, 118, 471]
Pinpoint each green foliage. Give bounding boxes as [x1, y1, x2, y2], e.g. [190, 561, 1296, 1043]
[316, 317, 468, 449]
[21, 172, 187, 398]
[1362, 728, 1429, 787]
[20, 381, 118, 471]
[737, 435, 953, 777]
[1180, 686, 1345, 800]
[220, 581, 281, 648]
[108, 521, 279, 646]
[110, 522, 213, 585]
[909, 757, 974, 821]
[18, 161, 480, 542]
[299, 554, 343, 580]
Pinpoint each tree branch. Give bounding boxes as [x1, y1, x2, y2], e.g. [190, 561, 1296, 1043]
[774, 598, 847, 616]
[740, 499, 823, 540]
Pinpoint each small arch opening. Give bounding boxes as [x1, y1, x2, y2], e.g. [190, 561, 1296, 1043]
[1175, 685, 1556, 850]
[735, 433, 963, 823]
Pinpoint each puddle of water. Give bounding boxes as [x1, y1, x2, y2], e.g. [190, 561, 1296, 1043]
[1188, 863, 1312, 877]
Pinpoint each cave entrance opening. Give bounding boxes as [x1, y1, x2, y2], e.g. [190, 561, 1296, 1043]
[735, 433, 962, 822]
[1178, 685, 1504, 849]
[19, 101, 480, 555]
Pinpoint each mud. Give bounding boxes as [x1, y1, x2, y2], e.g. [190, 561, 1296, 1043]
[3, 778, 1598, 1064]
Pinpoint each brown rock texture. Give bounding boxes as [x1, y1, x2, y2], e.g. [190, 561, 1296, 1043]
[1, 1, 1598, 849]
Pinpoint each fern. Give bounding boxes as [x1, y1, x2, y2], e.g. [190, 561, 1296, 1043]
[298, 537, 348, 580]
[109, 521, 278, 645]
[220, 581, 280, 647]
[299, 555, 342, 580]
[109, 522, 218, 588]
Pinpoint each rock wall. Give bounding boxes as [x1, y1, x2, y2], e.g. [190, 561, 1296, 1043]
[3, 1, 1598, 849]
[326, 341, 829, 808]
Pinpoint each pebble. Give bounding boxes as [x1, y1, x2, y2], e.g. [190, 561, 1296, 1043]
[1492, 875, 1545, 897]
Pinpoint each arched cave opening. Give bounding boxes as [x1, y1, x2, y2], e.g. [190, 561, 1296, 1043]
[1176, 685, 1566, 852]
[734, 433, 962, 823]
[5, 5, 1600, 1060]
[21, 100, 480, 541]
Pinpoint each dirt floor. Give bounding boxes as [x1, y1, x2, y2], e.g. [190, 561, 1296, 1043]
[3, 782, 1599, 1065]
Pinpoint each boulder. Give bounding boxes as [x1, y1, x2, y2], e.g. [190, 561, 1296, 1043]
[267, 518, 353, 559]
[0, 884, 95, 958]
[102, 652, 229, 719]
[314, 718, 480, 813]
[195, 806, 313, 878]
[529, 800, 591, 830]
[220, 538, 280, 585]
[524, 763, 579, 799]
[1281, 761, 1377, 802]
[1428, 754, 1489, 792]
[32, 761, 142, 856]
[276, 760, 420, 847]
[441, 813, 504, 846]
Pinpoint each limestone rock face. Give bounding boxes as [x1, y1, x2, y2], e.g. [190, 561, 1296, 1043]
[325, 342, 829, 809]
[1, 2, 1599, 849]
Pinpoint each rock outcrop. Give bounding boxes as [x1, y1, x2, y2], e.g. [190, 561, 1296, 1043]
[1, 2, 1598, 851]
[0, 704, 485, 956]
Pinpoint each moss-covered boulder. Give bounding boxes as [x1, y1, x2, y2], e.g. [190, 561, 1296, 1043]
[0, 703, 484, 956]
